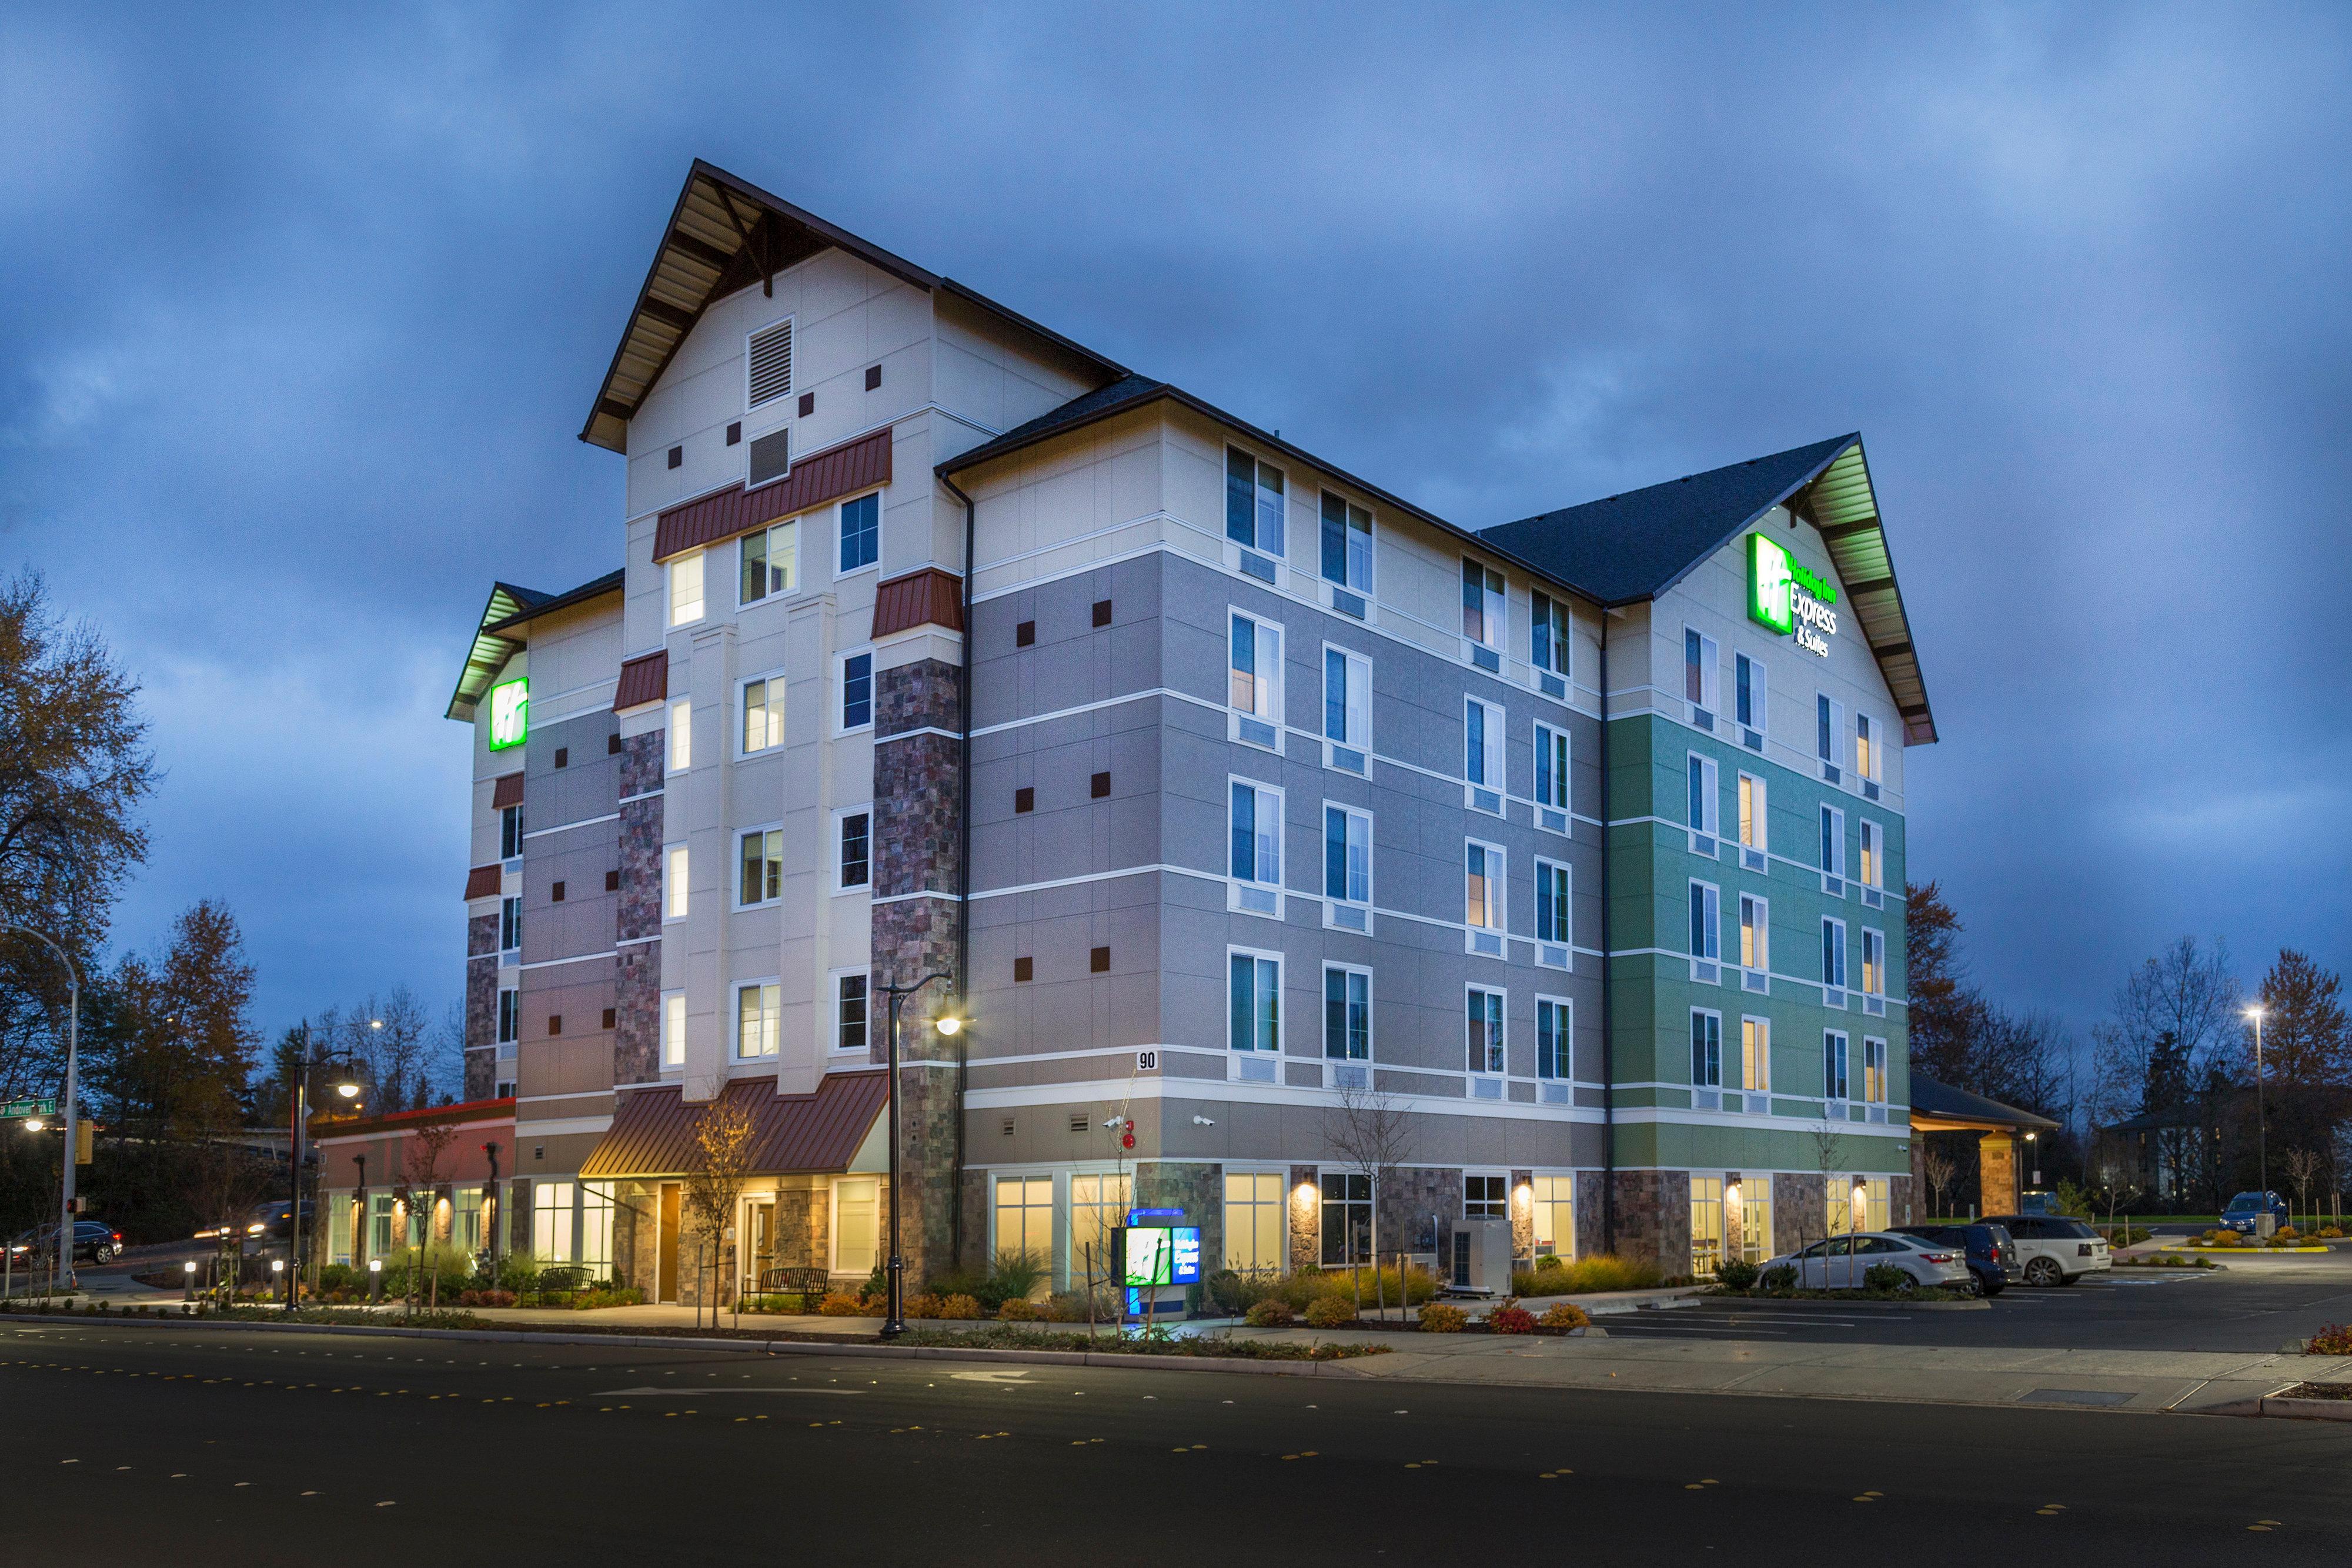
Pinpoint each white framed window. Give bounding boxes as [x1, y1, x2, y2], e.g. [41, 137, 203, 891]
[1068, 1174, 1131, 1285]
[738, 826, 783, 907]
[1462, 557, 1505, 651]
[1740, 1016, 1771, 1095]
[1690, 1009, 1723, 1088]
[1321, 644, 1371, 772]
[1229, 778, 1284, 917]
[1465, 697, 1505, 813]
[499, 895, 522, 954]
[1466, 985, 1506, 1078]
[1318, 490, 1372, 594]
[1531, 1173, 1575, 1259]
[496, 988, 519, 1047]
[1817, 693, 1845, 778]
[1228, 948, 1282, 1055]
[1226, 447, 1287, 557]
[1464, 1173, 1508, 1220]
[746, 316, 794, 409]
[834, 1177, 880, 1275]
[1859, 819, 1882, 889]
[1860, 927, 1885, 997]
[661, 991, 686, 1068]
[739, 519, 800, 606]
[990, 1175, 1051, 1267]
[663, 844, 688, 921]
[1531, 590, 1571, 685]
[1734, 650, 1767, 737]
[1862, 1037, 1888, 1105]
[1534, 857, 1571, 967]
[1322, 965, 1371, 1062]
[837, 492, 880, 575]
[1224, 1171, 1285, 1276]
[667, 701, 691, 772]
[1688, 880, 1721, 964]
[1855, 711, 1880, 783]
[1738, 1177, 1773, 1265]
[667, 550, 705, 627]
[1465, 839, 1505, 956]
[1823, 1030, 1851, 1103]
[1686, 752, 1720, 845]
[1822, 917, 1849, 993]
[837, 650, 873, 734]
[1536, 997, 1573, 1082]
[499, 802, 523, 860]
[1820, 804, 1847, 887]
[580, 1182, 614, 1275]
[833, 969, 869, 1054]
[1322, 1171, 1373, 1266]
[1227, 610, 1284, 750]
[1736, 772, 1766, 865]
[533, 1181, 575, 1265]
[835, 808, 871, 892]
[1683, 627, 1720, 720]
[1739, 893, 1769, 974]
[740, 673, 786, 755]
[1533, 722, 1571, 832]
[1322, 804, 1371, 911]
[735, 981, 781, 1059]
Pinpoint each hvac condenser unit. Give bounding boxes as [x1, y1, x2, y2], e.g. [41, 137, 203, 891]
[1446, 1219, 1515, 1296]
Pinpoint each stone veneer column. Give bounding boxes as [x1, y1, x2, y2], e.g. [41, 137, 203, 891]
[463, 914, 499, 1101]
[1978, 1133, 2017, 1216]
[1606, 1169, 1692, 1276]
[868, 657, 964, 1285]
[613, 731, 666, 1085]
[1773, 1172, 1826, 1256]
[1288, 1164, 1320, 1271]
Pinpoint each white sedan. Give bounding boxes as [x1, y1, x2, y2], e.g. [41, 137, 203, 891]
[1758, 1232, 1971, 1292]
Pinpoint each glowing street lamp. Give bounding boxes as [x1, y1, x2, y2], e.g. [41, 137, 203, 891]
[873, 971, 960, 1339]
[2245, 1004, 2269, 1200]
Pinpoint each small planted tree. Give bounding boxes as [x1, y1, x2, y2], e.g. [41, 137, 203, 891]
[2285, 1148, 2324, 1234]
[683, 1094, 756, 1330]
[1324, 1080, 1414, 1321]
[397, 1120, 457, 1315]
[1922, 1146, 1955, 1220]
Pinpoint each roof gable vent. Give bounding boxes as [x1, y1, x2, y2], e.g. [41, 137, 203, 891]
[747, 319, 793, 408]
[748, 427, 791, 487]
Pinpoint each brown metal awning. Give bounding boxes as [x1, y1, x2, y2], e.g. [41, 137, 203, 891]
[613, 650, 669, 713]
[652, 428, 891, 563]
[579, 1073, 887, 1180]
[871, 567, 963, 640]
[463, 865, 503, 901]
[490, 772, 525, 809]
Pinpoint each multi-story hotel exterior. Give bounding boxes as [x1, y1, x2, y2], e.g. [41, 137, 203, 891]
[432, 161, 1938, 1302]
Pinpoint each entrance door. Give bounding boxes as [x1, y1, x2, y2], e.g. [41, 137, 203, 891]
[657, 1183, 682, 1304]
[744, 1201, 775, 1297]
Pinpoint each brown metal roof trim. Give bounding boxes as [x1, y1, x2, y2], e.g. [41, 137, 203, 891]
[463, 864, 503, 901]
[652, 429, 891, 563]
[490, 772, 525, 810]
[613, 650, 669, 713]
[579, 1072, 886, 1180]
[870, 567, 964, 640]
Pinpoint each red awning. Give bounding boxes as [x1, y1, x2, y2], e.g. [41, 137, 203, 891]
[652, 429, 891, 562]
[578, 1072, 887, 1179]
[613, 650, 669, 713]
[871, 567, 964, 640]
[463, 865, 503, 900]
[490, 772, 524, 809]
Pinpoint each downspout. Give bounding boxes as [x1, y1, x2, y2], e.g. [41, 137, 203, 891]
[940, 470, 978, 1266]
[1598, 606, 1617, 1254]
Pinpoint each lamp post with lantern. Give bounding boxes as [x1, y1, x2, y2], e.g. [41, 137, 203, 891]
[2, 925, 79, 1299]
[282, 1029, 363, 1310]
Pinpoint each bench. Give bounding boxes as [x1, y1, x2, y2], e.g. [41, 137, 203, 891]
[754, 1266, 832, 1303]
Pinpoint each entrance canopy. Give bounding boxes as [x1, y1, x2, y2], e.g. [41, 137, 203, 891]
[1908, 1075, 2059, 1137]
[579, 1074, 887, 1181]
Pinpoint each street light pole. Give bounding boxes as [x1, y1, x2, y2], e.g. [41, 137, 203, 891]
[4, 926, 79, 1299]
[283, 1028, 362, 1311]
[875, 970, 960, 1340]
[2246, 1005, 2269, 1201]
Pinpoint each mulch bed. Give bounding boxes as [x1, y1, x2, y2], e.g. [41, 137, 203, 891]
[2276, 1382, 2352, 1400]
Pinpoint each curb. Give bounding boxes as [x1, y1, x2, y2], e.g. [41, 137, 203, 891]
[2258, 1395, 2352, 1420]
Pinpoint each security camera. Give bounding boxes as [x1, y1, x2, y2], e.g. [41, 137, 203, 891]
[1191, 1115, 1217, 1126]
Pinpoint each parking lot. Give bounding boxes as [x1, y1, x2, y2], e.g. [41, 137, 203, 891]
[1604, 1253, 2352, 1353]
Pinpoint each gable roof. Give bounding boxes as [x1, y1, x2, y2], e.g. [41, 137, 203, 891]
[580, 161, 1130, 452]
[443, 569, 623, 723]
[1479, 434, 1937, 744]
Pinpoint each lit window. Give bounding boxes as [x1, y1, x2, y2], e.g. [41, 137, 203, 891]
[1862, 1037, 1887, 1104]
[1738, 773, 1765, 851]
[1223, 1172, 1285, 1276]
[1466, 841, 1504, 934]
[834, 972, 868, 1053]
[1859, 820, 1881, 888]
[736, 982, 781, 1059]
[1461, 559, 1505, 650]
[663, 845, 688, 921]
[1739, 894, 1769, 971]
[1466, 987, 1505, 1075]
[667, 701, 691, 771]
[1228, 613, 1282, 734]
[1318, 491, 1370, 590]
[837, 811, 870, 891]
[838, 493, 879, 573]
[1691, 1011, 1722, 1087]
[1531, 1174, 1574, 1259]
[834, 1178, 878, 1275]
[1855, 712, 1879, 781]
[662, 992, 686, 1068]
[1226, 448, 1285, 555]
[739, 828, 783, 906]
[1742, 1017, 1770, 1094]
[741, 677, 785, 754]
[1322, 967, 1370, 1061]
[1860, 928, 1885, 997]
[840, 653, 872, 731]
[1068, 1174, 1131, 1285]
[668, 551, 704, 627]
[533, 1181, 574, 1264]
[1229, 952, 1280, 1052]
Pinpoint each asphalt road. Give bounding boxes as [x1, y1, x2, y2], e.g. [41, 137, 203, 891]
[4, 1318, 2348, 1565]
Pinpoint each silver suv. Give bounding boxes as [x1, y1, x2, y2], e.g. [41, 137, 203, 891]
[1983, 1213, 2110, 1285]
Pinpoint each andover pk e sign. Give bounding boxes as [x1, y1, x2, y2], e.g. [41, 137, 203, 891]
[1748, 533, 1838, 657]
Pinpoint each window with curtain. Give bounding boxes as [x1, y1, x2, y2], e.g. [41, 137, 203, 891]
[1229, 954, 1281, 1053]
[1466, 988, 1505, 1075]
[1461, 559, 1505, 649]
[1531, 1174, 1575, 1259]
[1224, 1172, 1285, 1276]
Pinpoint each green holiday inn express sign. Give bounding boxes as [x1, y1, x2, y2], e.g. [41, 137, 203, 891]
[1748, 533, 1838, 657]
[487, 676, 529, 750]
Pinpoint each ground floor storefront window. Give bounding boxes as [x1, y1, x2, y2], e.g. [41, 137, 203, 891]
[1068, 1174, 1129, 1286]
[1531, 1174, 1574, 1260]
[1224, 1171, 1284, 1277]
[1321, 1173, 1371, 1266]
[1690, 1176, 1725, 1276]
[534, 1181, 574, 1263]
[835, 1178, 880, 1276]
[1737, 1180, 1773, 1265]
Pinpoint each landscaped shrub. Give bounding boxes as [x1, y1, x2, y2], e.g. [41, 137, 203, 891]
[996, 1296, 1042, 1322]
[1862, 1264, 1909, 1292]
[1206, 1268, 1282, 1316]
[1539, 1302, 1591, 1330]
[1510, 1255, 1664, 1298]
[903, 1293, 942, 1319]
[1418, 1303, 1467, 1333]
[936, 1293, 983, 1320]
[317, 1263, 358, 1294]
[1044, 1290, 1112, 1323]
[496, 1251, 543, 1293]
[1758, 1265, 1798, 1293]
[2321, 1227, 2346, 1239]
[1487, 1300, 1537, 1334]
[1715, 1258, 1760, 1290]
[455, 1288, 518, 1308]
[2306, 1323, 2352, 1355]
[1302, 1296, 1355, 1328]
[1244, 1299, 1295, 1328]
[818, 1292, 866, 1316]
[2277, 1227, 2301, 1242]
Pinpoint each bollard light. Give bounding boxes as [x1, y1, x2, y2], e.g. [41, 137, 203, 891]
[183, 1260, 197, 1275]
[270, 1259, 284, 1274]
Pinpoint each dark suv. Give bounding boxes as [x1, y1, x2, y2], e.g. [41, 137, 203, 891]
[6, 1219, 123, 1266]
[1891, 1222, 2016, 1297]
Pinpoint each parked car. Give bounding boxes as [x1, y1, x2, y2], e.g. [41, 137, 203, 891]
[2219, 1191, 2290, 1236]
[6, 1219, 123, 1266]
[1983, 1213, 2111, 1285]
[1892, 1222, 2017, 1296]
[1757, 1231, 1971, 1292]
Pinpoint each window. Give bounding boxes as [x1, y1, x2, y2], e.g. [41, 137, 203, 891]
[1817, 693, 1845, 774]
[1859, 820, 1882, 889]
[1229, 952, 1281, 1053]
[1465, 1175, 1507, 1219]
[1531, 591, 1570, 680]
[1690, 1010, 1722, 1087]
[739, 520, 799, 606]
[1741, 1017, 1771, 1094]
[668, 551, 704, 627]
[1535, 859, 1571, 950]
[739, 828, 783, 906]
[662, 992, 686, 1068]
[1824, 1031, 1850, 1102]
[733, 982, 780, 1060]
[1735, 651, 1766, 733]
[747, 318, 793, 407]
[838, 652, 872, 732]
[1224, 1172, 1285, 1276]
[1737, 773, 1766, 853]
[1688, 881, 1720, 961]
[1855, 712, 1879, 782]
[1466, 987, 1505, 1075]
[500, 896, 521, 954]
[1465, 841, 1505, 944]
[1863, 1037, 1888, 1104]
[834, 972, 868, 1054]
[499, 803, 523, 859]
[1226, 447, 1285, 556]
[834, 1177, 880, 1275]
[1531, 1174, 1575, 1259]
[1321, 1172, 1371, 1266]
[1537, 998, 1572, 1081]
[1464, 698, 1504, 800]
[837, 493, 879, 574]
[496, 988, 519, 1046]
[1319, 491, 1371, 591]
[1461, 559, 1505, 651]
[837, 811, 871, 891]
[1739, 894, 1769, 972]
[369, 1193, 395, 1257]
[1230, 781, 1283, 909]
[1737, 1179, 1773, 1265]
[328, 1197, 352, 1266]
[1228, 611, 1282, 747]
[741, 676, 785, 755]
[1323, 967, 1371, 1061]
[579, 1183, 614, 1275]
[1323, 805, 1370, 905]
[1068, 1174, 1131, 1283]
[1687, 753, 1719, 837]
[1820, 805, 1847, 879]
[663, 845, 688, 921]
[1822, 918, 1848, 991]
[1322, 646, 1370, 766]
[668, 701, 691, 771]
[533, 1181, 574, 1264]
[1684, 628, 1720, 716]
[1860, 928, 1885, 997]
[1534, 723, 1571, 817]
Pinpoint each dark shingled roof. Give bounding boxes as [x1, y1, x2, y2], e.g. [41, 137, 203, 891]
[1910, 1074, 2060, 1131]
[445, 568, 625, 723]
[1476, 435, 1857, 607]
[943, 373, 1169, 472]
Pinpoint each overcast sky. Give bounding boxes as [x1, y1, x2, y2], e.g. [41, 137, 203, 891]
[4, 4, 2347, 1049]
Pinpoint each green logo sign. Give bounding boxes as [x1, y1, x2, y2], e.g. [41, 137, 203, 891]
[487, 676, 529, 750]
[1748, 534, 1838, 657]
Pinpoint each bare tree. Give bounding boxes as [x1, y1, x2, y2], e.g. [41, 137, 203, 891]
[1324, 1081, 1414, 1320]
[1921, 1145, 1956, 1220]
[2285, 1148, 2324, 1233]
[1810, 1118, 1847, 1284]
[396, 1120, 457, 1315]
[683, 1094, 756, 1330]
[2090, 937, 2241, 1130]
